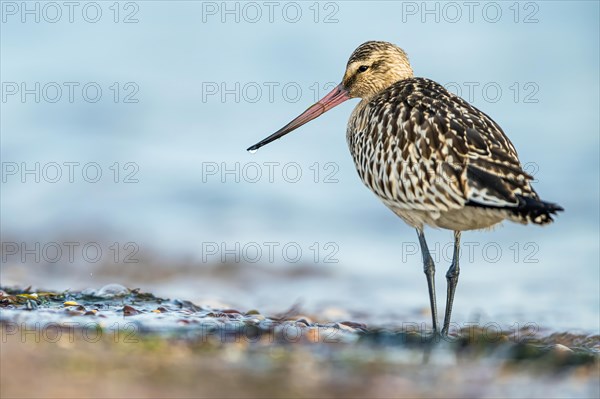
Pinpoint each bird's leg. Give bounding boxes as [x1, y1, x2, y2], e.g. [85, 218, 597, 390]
[416, 228, 438, 333]
[442, 231, 461, 335]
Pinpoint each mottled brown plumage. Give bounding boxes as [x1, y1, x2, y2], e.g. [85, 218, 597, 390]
[248, 40, 563, 334]
[344, 42, 562, 230]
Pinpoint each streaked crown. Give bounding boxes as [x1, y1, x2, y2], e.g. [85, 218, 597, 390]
[342, 41, 414, 100]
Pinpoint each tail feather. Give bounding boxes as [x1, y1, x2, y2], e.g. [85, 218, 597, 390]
[466, 195, 563, 225]
[513, 195, 564, 225]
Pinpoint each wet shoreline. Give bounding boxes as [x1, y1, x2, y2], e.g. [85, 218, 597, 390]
[1, 285, 598, 398]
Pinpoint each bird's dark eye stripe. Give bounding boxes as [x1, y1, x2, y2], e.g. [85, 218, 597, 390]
[358, 65, 369, 73]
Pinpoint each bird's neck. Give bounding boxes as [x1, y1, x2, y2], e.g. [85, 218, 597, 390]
[347, 99, 371, 136]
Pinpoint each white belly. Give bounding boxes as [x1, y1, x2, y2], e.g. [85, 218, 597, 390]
[389, 205, 510, 231]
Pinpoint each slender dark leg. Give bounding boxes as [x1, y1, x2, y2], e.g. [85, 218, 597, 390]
[442, 231, 461, 335]
[416, 228, 438, 333]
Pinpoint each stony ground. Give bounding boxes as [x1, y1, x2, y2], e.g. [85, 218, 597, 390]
[1, 285, 599, 398]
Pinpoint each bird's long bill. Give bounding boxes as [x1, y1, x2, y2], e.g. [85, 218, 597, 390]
[247, 84, 350, 152]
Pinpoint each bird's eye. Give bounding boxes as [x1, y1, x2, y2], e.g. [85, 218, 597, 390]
[358, 65, 369, 73]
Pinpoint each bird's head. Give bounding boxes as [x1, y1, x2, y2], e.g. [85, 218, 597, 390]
[247, 41, 413, 152]
[342, 41, 414, 100]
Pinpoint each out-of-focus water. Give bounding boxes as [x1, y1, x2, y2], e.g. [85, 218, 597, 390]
[1, 2, 598, 332]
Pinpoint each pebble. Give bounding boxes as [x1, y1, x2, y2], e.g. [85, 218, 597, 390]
[340, 321, 367, 330]
[553, 344, 574, 353]
[123, 305, 141, 316]
[96, 284, 130, 298]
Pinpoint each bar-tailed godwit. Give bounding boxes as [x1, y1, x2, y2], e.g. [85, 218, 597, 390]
[248, 41, 563, 334]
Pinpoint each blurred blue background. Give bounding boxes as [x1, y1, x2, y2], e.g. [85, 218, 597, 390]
[1, 1, 598, 332]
